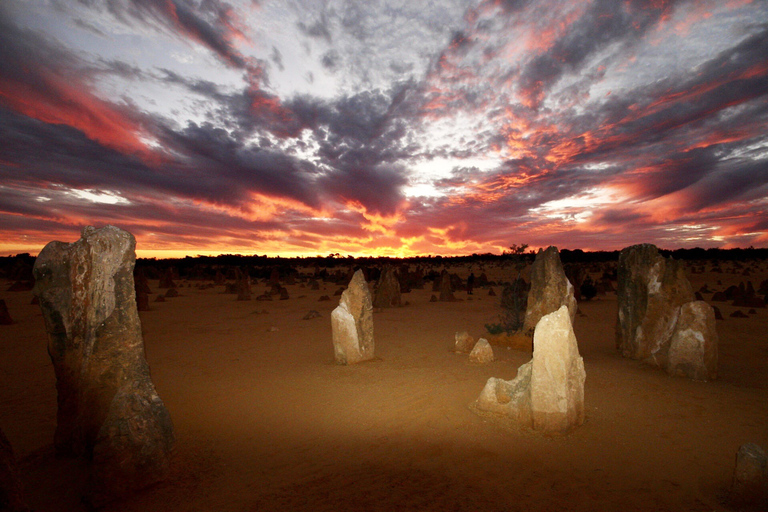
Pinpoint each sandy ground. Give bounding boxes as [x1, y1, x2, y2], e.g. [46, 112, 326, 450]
[1, 260, 767, 511]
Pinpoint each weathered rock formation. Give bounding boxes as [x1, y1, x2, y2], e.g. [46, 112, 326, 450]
[474, 306, 585, 434]
[439, 271, 457, 302]
[158, 267, 176, 289]
[0, 427, 29, 512]
[469, 338, 494, 364]
[731, 443, 768, 508]
[331, 270, 375, 364]
[666, 301, 718, 381]
[235, 268, 251, 301]
[522, 247, 577, 335]
[373, 265, 401, 308]
[33, 226, 175, 506]
[616, 244, 717, 379]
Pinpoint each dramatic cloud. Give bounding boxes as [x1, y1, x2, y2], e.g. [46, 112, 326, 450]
[1, 0, 767, 257]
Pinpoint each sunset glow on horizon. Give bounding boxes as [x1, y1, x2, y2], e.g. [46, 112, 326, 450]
[1, 0, 767, 259]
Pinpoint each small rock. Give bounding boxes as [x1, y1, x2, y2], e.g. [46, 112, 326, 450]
[454, 331, 475, 353]
[730, 310, 748, 318]
[469, 338, 494, 364]
[303, 310, 321, 320]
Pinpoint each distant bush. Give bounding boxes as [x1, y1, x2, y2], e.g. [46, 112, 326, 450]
[485, 323, 505, 335]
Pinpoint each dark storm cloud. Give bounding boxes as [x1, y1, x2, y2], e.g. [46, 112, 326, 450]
[0, 2, 412, 222]
[297, 14, 333, 43]
[270, 46, 284, 71]
[79, 0, 254, 69]
[0, 101, 322, 215]
[0, 107, 160, 193]
[495, 0, 535, 13]
[321, 50, 341, 72]
[3, 0, 768, 255]
[411, 12, 768, 247]
[283, 85, 420, 215]
[518, 0, 685, 108]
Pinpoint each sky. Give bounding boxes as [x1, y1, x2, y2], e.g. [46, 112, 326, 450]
[1, 0, 767, 258]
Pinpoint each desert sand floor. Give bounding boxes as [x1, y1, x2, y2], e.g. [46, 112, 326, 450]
[1, 264, 767, 511]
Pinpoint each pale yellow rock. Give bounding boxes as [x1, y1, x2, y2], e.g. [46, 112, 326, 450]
[530, 305, 585, 434]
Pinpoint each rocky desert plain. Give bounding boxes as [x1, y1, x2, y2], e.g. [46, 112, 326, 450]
[1, 247, 767, 511]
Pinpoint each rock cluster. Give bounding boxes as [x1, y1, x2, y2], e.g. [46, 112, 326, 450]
[474, 306, 585, 434]
[616, 244, 717, 380]
[331, 270, 375, 364]
[33, 226, 175, 506]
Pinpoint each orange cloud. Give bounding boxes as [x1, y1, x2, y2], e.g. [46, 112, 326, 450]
[0, 72, 161, 165]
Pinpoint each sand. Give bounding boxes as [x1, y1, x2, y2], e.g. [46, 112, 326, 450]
[1, 260, 767, 511]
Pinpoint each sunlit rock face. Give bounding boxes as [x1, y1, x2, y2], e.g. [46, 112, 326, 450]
[616, 244, 695, 367]
[373, 265, 401, 308]
[523, 246, 577, 335]
[666, 301, 719, 381]
[33, 226, 175, 506]
[474, 363, 533, 425]
[474, 306, 585, 434]
[331, 269, 375, 364]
